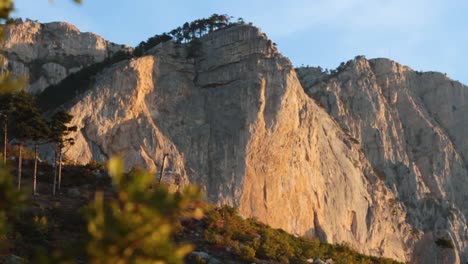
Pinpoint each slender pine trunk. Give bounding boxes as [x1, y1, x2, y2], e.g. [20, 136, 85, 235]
[58, 148, 62, 191]
[33, 143, 38, 195]
[158, 154, 168, 184]
[3, 115, 7, 165]
[17, 142, 22, 190]
[53, 148, 57, 196]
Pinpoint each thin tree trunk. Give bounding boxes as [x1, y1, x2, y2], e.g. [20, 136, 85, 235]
[2, 115, 7, 165]
[33, 143, 38, 195]
[158, 154, 168, 184]
[58, 148, 62, 191]
[53, 149, 57, 196]
[17, 142, 22, 190]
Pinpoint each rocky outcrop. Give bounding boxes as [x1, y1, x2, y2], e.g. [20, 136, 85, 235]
[297, 58, 468, 263]
[64, 25, 417, 261]
[8, 18, 467, 263]
[1, 19, 128, 93]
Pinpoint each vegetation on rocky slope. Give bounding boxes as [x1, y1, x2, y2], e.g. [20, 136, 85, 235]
[0, 154, 404, 264]
[133, 14, 245, 56]
[2, 2, 451, 262]
[37, 50, 133, 111]
[37, 14, 247, 112]
[200, 206, 403, 264]
[1, 158, 205, 263]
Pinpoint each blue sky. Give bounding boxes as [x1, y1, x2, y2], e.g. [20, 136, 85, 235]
[13, 0, 468, 84]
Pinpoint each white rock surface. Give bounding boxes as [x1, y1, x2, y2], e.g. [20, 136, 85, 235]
[298, 57, 468, 263]
[7, 19, 467, 263]
[65, 26, 416, 261]
[1, 19, 128, 93]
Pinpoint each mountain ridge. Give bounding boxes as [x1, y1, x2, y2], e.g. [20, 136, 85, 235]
[1, 19, 129, 94]
[62, 24, 415, 261]
[298, 56, 468, 263]
[1, 20, 467, 263]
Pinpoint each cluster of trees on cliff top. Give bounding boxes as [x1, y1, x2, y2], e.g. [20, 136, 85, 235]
[134, 13, 246, 56]
[38, 13, 248, 111]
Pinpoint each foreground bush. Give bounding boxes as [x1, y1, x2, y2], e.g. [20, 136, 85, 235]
[83, 158, 203, 264]
[0, 165, 28, 253]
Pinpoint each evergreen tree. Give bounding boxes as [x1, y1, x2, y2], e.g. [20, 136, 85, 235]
[48, 111, 76, 195]
[182, 22, 190, 42]
[133, 14, 243, 54]
[0, 163, 27, 252]
[0, 0, 28, 253]
[0, 94, 13, 165]
[0, 90, 49, 195]
[1, 91, 39, 190]
[0, 112, 6, 164]
[29, 112, 50, 195]
[0, 0, 77, 254]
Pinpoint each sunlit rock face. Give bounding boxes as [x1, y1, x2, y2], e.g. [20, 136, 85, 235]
[64, 25, 416, 261]
[1, 19, 128, 93]
[8, 19, 468, 263]
[297, 58, 468, 263]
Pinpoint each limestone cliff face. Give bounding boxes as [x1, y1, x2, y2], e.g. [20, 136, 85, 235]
[11, 19, 467, 262]
[298, 58, 468, 263]
[63, 26, 418, 261]
[1, 19, 128, 93]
